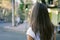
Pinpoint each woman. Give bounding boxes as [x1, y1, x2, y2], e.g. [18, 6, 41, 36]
[26, 2, 56, 40]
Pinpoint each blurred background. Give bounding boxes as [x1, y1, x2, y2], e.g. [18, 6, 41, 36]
[0, 0, 60, 40]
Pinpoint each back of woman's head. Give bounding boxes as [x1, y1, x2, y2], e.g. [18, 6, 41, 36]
[30, 2, 54, 40]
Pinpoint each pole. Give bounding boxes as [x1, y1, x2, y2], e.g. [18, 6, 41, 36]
[12, 0, 15, 27]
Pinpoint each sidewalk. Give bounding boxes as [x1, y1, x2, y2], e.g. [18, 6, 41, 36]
[4, 22, 29, 32]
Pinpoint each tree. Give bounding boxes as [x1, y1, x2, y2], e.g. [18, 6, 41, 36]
[18, 0, 25, 23]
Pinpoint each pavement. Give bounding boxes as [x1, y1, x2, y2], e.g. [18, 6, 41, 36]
[0, 26, 27, 40]
[0, 22, 28, 40]
[0, 22, 29, 32]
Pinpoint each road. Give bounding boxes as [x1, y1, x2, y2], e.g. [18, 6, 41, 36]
[0, 22, 60, 40]
[0, 22, 27, 40]
[0, 27, 27, 40]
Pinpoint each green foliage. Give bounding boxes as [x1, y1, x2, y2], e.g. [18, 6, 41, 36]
[19, 1, 25, 23]
[58, 13, 60, 22]
[49, 12, 52, 20]
[19, 0, 24, 11]
[19, 0, 31, 22]
[19, 4, 24, 11]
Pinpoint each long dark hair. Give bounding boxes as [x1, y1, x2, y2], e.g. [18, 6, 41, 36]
[30, 2, 54, 40]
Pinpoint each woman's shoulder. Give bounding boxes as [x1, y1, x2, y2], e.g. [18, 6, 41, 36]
[26, 27, 35, 38]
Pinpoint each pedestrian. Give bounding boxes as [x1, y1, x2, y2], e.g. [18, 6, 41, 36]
[26, 2, 56, 40]
[15, 15, 20, 26]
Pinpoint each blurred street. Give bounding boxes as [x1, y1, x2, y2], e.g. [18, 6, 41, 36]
[0, 22, 27, 40]
[0, 22, 60, 40]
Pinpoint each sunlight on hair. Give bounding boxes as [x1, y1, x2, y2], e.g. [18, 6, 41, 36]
[48, 8, 51, 12]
